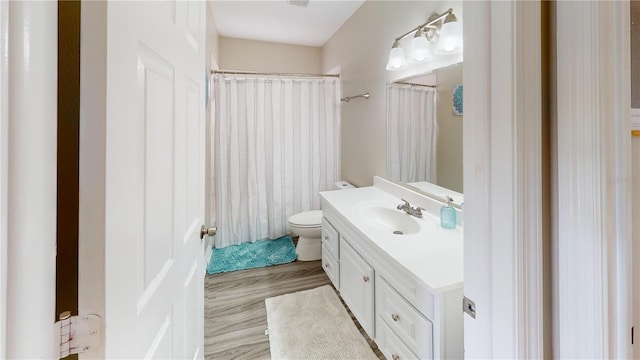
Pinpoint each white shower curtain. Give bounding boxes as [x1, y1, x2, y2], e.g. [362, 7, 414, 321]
[386, 84, 438, 183]
[212, 74, 340, 248]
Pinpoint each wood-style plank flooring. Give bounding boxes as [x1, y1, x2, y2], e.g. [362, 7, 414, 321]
[204, 259, 385, 359]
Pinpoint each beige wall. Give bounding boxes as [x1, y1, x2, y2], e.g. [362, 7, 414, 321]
[435, 64, 463, 193]
[322, 1, 463, 187]
[207, 3, 219, 68]
[218, 37, 322, 73]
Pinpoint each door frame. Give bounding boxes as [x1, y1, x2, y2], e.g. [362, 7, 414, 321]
[78, 1, 107, 357]
[554, 1, 632, 357]
[205, 47, 218, 266]
[3, 1, 58, 357]
[464, 1, 634, 357]
[0, 1, 8, 357]
[463, 1, 544, 358]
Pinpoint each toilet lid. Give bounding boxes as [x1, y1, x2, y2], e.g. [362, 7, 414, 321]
[288, 210, 323, 227]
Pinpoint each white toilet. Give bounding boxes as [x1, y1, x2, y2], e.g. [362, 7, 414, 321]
[288, 210, 324, 261]
[288, 181, 355, 261]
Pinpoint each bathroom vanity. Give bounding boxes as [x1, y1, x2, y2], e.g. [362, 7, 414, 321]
[320, 177, 463, 359]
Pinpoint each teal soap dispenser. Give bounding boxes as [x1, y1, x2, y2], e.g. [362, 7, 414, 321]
[440, 196, 457, 229]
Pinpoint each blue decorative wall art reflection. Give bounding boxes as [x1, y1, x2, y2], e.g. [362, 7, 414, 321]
[452, 84, 463, 116]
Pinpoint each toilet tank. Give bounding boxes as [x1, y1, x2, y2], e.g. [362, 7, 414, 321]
[334, 181, 355, 190]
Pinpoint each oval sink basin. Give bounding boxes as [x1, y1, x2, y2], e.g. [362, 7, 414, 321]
[357, 206, 421, 235]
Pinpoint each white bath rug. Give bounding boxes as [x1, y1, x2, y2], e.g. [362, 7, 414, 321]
[265, 285, 378, 360]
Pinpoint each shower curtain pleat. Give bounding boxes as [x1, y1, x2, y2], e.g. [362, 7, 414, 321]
[213, 75, 340, 248]
[386, 84, 438, 183]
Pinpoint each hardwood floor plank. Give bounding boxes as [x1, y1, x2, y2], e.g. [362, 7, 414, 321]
[205, 325, 268, 351]
[204, 259, 384, 360]
[206, 343, 271, 360]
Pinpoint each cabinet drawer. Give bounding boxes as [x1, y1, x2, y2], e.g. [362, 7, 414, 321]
[321, 217, 339, 259]
[382, 270, 434, 320]
[322, 245, 339, 289]
[376, 276, 433, 359]
[376, 319, 424, 360]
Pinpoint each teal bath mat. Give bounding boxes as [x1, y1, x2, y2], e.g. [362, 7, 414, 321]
[207, 236, 297, 274]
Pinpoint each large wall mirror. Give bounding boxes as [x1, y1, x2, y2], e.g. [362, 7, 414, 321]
[386, 62, 463, 199]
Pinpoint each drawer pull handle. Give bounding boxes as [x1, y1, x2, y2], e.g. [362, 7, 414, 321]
[362, 276, 370, 282]
[391, 313, 400, 322]
[392, 354, 400, 360]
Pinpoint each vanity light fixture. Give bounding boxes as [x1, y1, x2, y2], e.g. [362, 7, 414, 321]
[386, 8, 462, 71]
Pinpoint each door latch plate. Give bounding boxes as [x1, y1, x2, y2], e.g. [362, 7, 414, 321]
[463, 296, 476, 319]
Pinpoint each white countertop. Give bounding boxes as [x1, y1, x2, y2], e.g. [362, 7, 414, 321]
[320, 183, 463, 293]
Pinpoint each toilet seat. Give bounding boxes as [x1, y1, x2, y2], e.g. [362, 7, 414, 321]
[288, 210, 322, 227]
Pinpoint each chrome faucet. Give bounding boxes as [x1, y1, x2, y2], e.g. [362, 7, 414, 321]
[396, 199, 424, 218]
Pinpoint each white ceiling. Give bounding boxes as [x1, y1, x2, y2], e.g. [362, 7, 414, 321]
[209, 0, 366, 47]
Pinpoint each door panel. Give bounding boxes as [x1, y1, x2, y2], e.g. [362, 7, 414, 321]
[161, 1, 176, 24]
[145, 314, 173, 359]
[186, 78, 201, 229]
[137, 46, 176, 291]
[184, 1, 201, 52]
[183, 262, 200, 358]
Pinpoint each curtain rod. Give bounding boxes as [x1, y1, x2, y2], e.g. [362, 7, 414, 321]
[212, 70, 340, 78]
[392, 81, 436, 88]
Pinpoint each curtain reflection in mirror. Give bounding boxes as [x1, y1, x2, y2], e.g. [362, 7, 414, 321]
[386, 83, 437, 183]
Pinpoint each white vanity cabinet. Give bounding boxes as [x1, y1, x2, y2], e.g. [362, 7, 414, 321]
[320, 180, 463, 360]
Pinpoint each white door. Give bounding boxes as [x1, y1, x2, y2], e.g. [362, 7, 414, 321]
[99, 1, 206, 358]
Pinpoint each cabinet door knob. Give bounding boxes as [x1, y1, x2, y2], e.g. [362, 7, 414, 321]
[324, 235, 329, 240]
[324, 263, 329, 268]
[392, 354, 400, 360]
[362, 275, 370, 282]
[391, 313, 400, 322]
